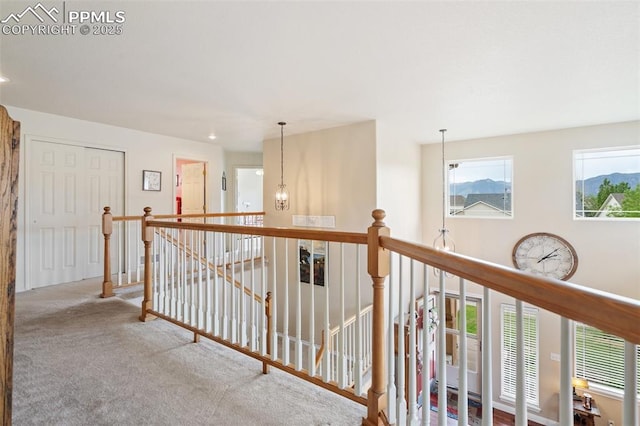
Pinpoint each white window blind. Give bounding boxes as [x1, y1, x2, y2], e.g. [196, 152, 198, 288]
[575, 323, 640, 393]
[500, 304, 539, 407]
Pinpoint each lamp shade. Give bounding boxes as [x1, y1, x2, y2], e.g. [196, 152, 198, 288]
[572, 377, 589, 389]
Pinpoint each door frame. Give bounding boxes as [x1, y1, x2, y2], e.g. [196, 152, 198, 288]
[174, 155, 209, 214]
[433, 289, 483, 395]
[24, 135, 128, 291]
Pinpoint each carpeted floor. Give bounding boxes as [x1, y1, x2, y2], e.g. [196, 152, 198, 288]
[12, 278, 365, 425]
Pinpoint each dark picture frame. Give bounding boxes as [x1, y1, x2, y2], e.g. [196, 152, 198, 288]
[142, 170, 161, 191]
[299, 240, 326, 286]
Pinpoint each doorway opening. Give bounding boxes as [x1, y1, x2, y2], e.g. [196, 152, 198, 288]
[235, 167, 263, 213]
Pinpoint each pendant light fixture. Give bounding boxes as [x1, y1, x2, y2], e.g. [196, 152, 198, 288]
[433, 129, 455, 253]
[274, 121, 290, 210]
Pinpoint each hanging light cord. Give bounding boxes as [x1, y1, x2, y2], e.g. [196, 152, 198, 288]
[440, 129, 447, 231]
[279, 122, 285, 186]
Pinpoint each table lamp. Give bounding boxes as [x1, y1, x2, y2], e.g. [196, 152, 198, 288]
[572, 377, 589, 401]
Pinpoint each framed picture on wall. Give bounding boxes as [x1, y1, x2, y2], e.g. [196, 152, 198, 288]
[142, 170, 161, 191]
[299, 240, 326, 286]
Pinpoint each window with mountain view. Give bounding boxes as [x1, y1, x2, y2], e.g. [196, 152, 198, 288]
[574, 147, 640, 219]
[448, 157, 512, 218]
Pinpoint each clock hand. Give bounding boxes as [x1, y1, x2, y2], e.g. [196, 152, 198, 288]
[537, 248, 560, 263]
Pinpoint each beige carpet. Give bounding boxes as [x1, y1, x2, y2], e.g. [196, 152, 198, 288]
[12, 278, 364, 425]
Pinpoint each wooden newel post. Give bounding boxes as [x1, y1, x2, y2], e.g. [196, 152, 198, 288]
[139, 207, 155, 322]
[263, 291, 272, 374]
[1, 106, 20, 425]
[100, 206, 114, 298]
[363, 209, 390, 426]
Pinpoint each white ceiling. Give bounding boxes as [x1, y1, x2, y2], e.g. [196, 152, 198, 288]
[0, 1, 638, 151]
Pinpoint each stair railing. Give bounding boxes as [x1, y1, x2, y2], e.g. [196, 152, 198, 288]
[367, 209, 639, 426]
[134, 207, 639, 426]
[100, 206, 264, 297]
[139, 206, 372, 407]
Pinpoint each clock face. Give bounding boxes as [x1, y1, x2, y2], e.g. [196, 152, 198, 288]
[512, 232, 578, 280]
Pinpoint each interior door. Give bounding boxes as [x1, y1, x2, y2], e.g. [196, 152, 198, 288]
[29, 140, 124, 288]
[181, 162, 206, 215]
[85, 148, 124, 277]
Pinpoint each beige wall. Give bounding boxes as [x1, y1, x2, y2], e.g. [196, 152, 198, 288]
[262, 121, 378, 338]
[263, 120, 377, 231]
[422, 120, 640, 424]
[376, 121, 423, 240]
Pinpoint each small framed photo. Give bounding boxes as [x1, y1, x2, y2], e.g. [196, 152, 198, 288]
[299, 240, 326, 286]
[142, 170, 161, 191]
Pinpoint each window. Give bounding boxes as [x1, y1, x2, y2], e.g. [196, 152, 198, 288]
[575, 323, 640, 394]
[501, 304, 539, 407]
[448, 157, 512, 218]
[574, 147, 640, 219]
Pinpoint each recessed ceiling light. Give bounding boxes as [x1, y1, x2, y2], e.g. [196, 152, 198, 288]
[0, 76, 9, 83]
[208, 134, 217, 140]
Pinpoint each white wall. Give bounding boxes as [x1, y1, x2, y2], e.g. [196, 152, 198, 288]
[223, 151, 263, 212]
[422, 120, 640, 424]
[7, 106, 224, 293]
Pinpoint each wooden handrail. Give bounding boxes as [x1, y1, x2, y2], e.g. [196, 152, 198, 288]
[329, 304, 373, 337]
[146, 219, 368, 244]
[112, 211, 265, 222]
[379, 235, 640, 345]
[154, 211, 265, 220]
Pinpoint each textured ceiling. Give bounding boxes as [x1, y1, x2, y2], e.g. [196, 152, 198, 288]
[0, 1, 638, 151]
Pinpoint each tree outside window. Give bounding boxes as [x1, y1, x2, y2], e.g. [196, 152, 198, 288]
[574, 147, 640, 219]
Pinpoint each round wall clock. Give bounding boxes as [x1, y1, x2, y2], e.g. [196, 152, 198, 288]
[512, 232, 578, 280]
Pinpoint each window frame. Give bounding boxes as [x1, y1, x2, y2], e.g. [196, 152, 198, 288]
[574, 322, 640, 397]
[573, 145, 640, 221]
[447, 156, 514, 220]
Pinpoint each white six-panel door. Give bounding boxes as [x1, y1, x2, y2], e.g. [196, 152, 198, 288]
[181, 162, 206, 215]
[29, 140, 124, 288]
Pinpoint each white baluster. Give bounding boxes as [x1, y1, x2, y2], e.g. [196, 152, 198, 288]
[354, 247, 363, 396]
[437, 270, 446, 426]
[397, 255, 407, 426]
[458, 277, 468, 426]
[387, 255, 397, 425]
[482, 287, 493, 426]
[408, 260, 418, 425]
[624, 341, 638, 426]
[559, 318, 572, 425]
[295, 239, 303, 370]
[515, 300, 527, 426]
[283, 238, 290, 364]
